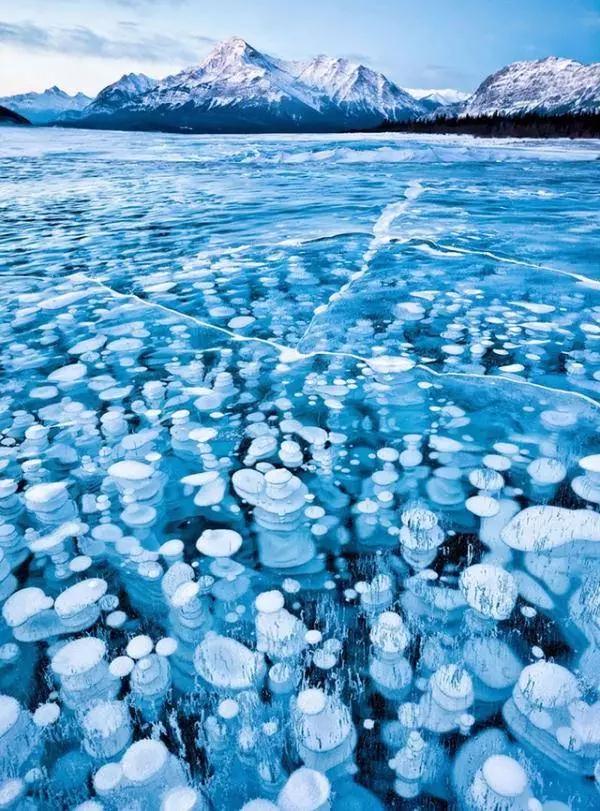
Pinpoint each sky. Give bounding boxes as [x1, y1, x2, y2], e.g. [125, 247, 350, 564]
[0, 0, 599, 97]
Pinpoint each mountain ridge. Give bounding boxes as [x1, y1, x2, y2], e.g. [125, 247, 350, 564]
[0, 86, 92, 124]
[459, 56, 600, 118]
[67, 36, 428, 132]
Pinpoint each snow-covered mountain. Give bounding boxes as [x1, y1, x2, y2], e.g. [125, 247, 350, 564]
[404, 88, 470, 107]
[292, 55, 424, 121]
[89, 73, 158, 114]
[73, 37, 426, 133]
[460, 57, 600, 117]
[135, 39, 323, 120]
[0, 86, 91, 124]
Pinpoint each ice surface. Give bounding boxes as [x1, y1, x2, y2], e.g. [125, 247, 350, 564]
[0, 128, 597, 809]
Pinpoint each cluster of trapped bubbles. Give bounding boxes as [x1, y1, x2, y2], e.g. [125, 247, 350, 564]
[0, 131, 598, 810]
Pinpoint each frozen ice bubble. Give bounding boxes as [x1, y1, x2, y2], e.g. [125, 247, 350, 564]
[431, 665, 474, 711]
[217, 699, 239, 720]
[47, 362, 87, 384]
[24, 482, 69, 509]
[155, 637, 178, 657]
[196, 528, 242, 558]
[2, 588, 53, 628]
[162, 786, 206, 811]
[296, 688, 327, 716]
[93, 761, 123, 795]
[472, 754, 528, 803]
[366, 356, 415, 374]
[517, 661, 580, 709]
[501, 506, 600, 551]
[82, 700, 131, 758]
[459, 564, 518, 620]
[465, 495, 500, 518]
[108, 460, 154, 482]
[370, 611, 410, 654]
[277, 767, 331, 811]
[54, 578, 107, 619]
[527, 457, 566, 485]
[33, 702, 60, 727]
[109, 656, 135, 678]
[121, 739, 168, 783]
[194, 635, 265, 690]
[0, 778, 26, 808]
[126, 635, 154, 660]
[255, 590, 285, 614]
[51, 637, 107, 677]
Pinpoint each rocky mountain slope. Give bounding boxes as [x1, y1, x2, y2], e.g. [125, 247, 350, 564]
[460, 57, 600, 117]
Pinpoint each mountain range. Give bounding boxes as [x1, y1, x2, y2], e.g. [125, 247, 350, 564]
[64, 37, 426, 132]
[1, 39, 598, 133]
[0, 85, 91, 124]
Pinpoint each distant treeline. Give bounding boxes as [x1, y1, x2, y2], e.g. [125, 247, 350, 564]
[377, 112, 600, 139]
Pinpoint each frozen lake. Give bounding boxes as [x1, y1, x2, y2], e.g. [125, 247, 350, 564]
[2, 129, 599, 394]
[0, 128, 598, 808]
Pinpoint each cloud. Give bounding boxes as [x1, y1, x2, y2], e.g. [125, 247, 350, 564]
[340, 52, 373, 65]
[582, 12, 600, 29]
[0, 19, 214, 63]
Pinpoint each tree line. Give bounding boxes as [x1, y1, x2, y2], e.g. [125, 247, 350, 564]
[376, 112, 600, 138]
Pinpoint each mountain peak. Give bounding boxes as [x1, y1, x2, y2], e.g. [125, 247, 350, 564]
[534, 55, 583, 68]
[218, 36, 254, 51]
[107, 73, 156, 95]
[205, 36, 259, 63]
[189, 36, 275, 84]
[293, 55, 422, 116]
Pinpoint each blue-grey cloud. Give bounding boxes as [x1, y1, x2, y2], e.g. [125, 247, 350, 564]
[0, 19, 215, 63]
[340, 52, 373, 65]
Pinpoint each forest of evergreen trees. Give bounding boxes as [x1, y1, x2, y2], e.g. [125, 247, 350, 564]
[376, 112, 600, 138]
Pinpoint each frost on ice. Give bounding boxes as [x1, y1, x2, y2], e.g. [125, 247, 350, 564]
[0, 130, 598, 809]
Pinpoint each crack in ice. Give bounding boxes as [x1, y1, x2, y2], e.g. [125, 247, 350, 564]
[53, 273, 600, 412]
[411, 239, 600, 290]
[296, 180, 426, 346]
[1, 196, 598, 415]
